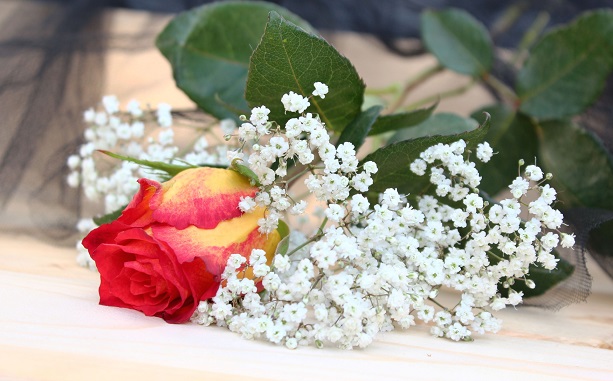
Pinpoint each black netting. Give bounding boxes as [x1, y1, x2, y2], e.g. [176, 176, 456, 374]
[568, 208, 613, 277]
[523, 208, 613, 310]
[0, 0, 159, 243]
[522, 239, 593, 310]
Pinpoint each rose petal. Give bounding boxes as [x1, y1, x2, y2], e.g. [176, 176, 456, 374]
[183, 258, 219, 301]
[117, 178, 159, 227]
[86, 224, 198, 322]
[81, 168, 277, 324]
[111, 266, 174, 316]
[128, 270, 157, 296]
[151, 168, 257, 230]
[82, 219, 132, 252]
[160, 257, 217, 323]
[152, 207, 281, 277]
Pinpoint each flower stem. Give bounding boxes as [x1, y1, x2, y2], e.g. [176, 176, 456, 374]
[387, 64, 444, 113]
[365, 83, 402, 96]
[403, 78, 476, 111]
[482, 74, 518, 105]
[285, 217, 327, 257]
[512, 11, 550, 66]
[487, 250, 505, 262]
[317, 216, 329, 234]
[489, 2, 526, 39]
[284, 167, 312, 186]
[428, 297, 448, 311]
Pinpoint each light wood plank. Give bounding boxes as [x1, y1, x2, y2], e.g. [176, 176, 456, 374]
[1, 234, 612, 380]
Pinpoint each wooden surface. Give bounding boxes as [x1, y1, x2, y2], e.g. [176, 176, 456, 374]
[1, 233, 612, 381]
[1, 7, 613, 380]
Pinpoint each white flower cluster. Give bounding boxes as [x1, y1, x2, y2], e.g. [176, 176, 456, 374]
[67, 95, 232, 211]
[67, 95, 233, 268]
[191, 84, 574, 349]
[233, 83, 373, 235]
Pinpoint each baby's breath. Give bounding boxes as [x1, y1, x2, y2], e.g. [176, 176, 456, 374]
[71, 85, 572, 350]
[189, 83, 572, 349]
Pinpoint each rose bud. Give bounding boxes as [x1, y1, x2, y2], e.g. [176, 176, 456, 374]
[83, 167, 280, 323]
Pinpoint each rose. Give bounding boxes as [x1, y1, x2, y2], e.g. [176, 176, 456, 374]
[83, 167, 280, 323]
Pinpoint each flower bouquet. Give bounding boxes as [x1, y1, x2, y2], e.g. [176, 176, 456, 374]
[67, 2, 613, 349]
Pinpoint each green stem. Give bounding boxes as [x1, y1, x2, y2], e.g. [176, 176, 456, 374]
[489, 2, 527, 39]
[365, 83, 402, 96]
[285, 217, 328, 256]
[512, 11, 550, 66]
[428, 297, 448, 311]
[284, 167, 312, 186]
[317, 216, 329, 234]
[482, 74, 518, 105]
[387, 64, 444, 114]
[487, 250, 505, 262]
[285, 238, 313, 257]
[284, 163, 303, 182]
[403, 79, 476, 111]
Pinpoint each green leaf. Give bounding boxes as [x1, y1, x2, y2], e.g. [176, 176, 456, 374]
[276, 219, 290, 239]
[245, 12, 365, 132]
[275, 220, 291, 256]
[156, 2, 312, 120]
[98, 150, 195, 177]
[537, 120, 613, 210]
[388, 112, 479, 144]
[421, 8, 493, 76]
[361, 113, 489, 194]
[336, 105, 383, 150]
[368, 103, 437, 136]
[517, 10, 613, 120]
[93, 206, 126, 226]
[231, 159, 261, 186]
[470, 105, 538, 197]
[500, 252, 575, 298]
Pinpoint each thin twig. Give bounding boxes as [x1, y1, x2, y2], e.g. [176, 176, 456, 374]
[387, 64, 444, 114]
[403, 79, 476, 111]
[482, 74, 518, 106]
[512, 11, 550, 66]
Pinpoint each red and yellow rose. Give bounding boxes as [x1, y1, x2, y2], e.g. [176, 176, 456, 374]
[83, 167, 280, 323]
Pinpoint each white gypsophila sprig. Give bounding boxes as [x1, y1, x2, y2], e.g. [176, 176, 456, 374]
[68, 96, 235, 267]
[233, 84, 377, 235]
[69, 96, 234, 210]
[191, 84, 572, 349]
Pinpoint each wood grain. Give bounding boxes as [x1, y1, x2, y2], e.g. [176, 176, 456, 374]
[1, 233, 612, 381]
